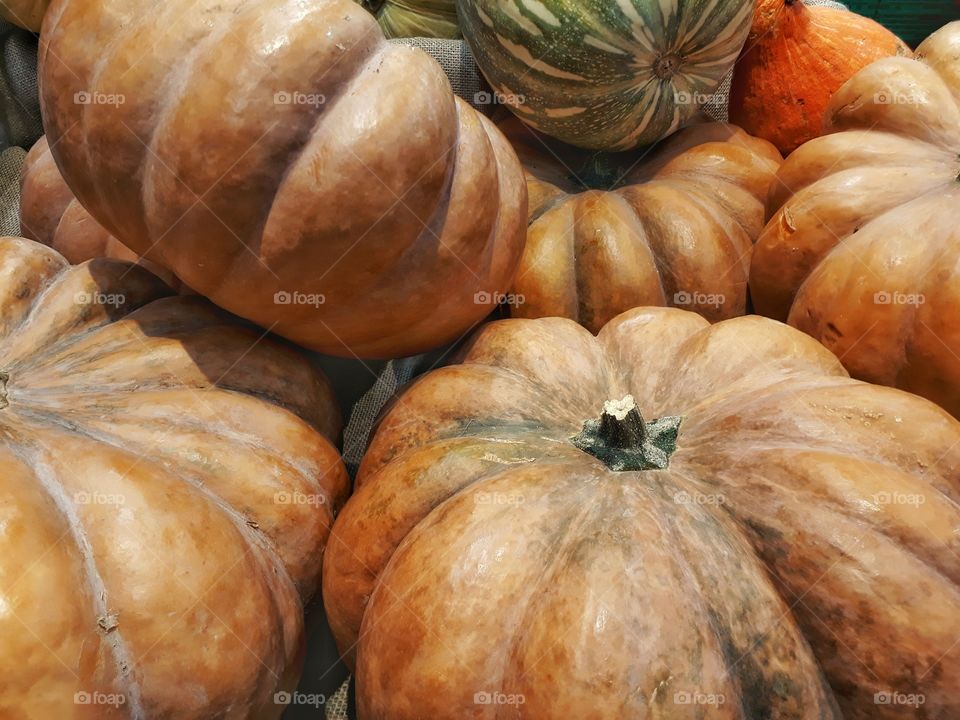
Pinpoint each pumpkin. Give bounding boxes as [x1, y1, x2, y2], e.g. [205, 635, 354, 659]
[456, 0, 755, 151]
[500, 116, 782, 332]
[19, 135, 182, 290]
[729, 0, 911, 155]
[750, 22, 960, 417]
[0, 236, 350, 718]
[323, 306, 960, 719]
[360, 0, 459, 38]
[39, 0, 526, 360]
[0, 0, 47, 31]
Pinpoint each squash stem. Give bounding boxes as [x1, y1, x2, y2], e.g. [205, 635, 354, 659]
[570, 395, 682, 472]
[0, 371, 9, 410]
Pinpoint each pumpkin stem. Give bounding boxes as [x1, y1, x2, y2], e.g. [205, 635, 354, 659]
[0, 371, 8, 410]
[570, 395, 682, 472]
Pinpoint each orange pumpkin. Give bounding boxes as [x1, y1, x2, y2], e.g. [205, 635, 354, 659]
[751, 22, 960, 417]
[729, 0, 910, 155]
[39, 0, 526, 359]
[0, 236, 349, 718]
[324, 307, 960, 719]
[500, 117, 782, 332]
[19, 136, 182, 289]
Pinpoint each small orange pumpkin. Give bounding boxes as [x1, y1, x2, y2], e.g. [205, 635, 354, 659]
[729, 0, 910, 155]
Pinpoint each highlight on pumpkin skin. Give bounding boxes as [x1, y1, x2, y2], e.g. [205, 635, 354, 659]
[751, 21, 960, 418]
[0, 236, 349, 719]
[323, 305, 960, 719]
[729, 0, 911, 155]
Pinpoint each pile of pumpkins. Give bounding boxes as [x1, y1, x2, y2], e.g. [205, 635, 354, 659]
[1, 0, 958, 717]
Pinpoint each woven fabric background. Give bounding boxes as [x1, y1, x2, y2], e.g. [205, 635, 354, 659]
[0, 7, 847, 719]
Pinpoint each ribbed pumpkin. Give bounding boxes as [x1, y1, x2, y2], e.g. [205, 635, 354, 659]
[0, 0, 47, 31]
[360, 0, 459, 38]
[729, 0, 911, 155]
[0, 236, 349, 719]
[40, 0, 526, 359]
[19, 136, 181, 289]
[457, 0, 754, 151]
[324, 307, 960, 719]
[751, 22, 960, 417]
[500, 117, 782, 331]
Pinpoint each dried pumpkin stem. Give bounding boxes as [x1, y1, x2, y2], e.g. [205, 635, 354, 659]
[570, 395, 682, 472]
[0, 371, 9, 410]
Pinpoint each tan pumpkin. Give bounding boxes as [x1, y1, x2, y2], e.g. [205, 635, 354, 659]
[19, 136, 182, 290]
[729, 0, 911, 155]
[0, 236, 349, 719]
[39, 0, 526, 359]
[0, 0, 48, 31]
[324, 306, 960, 719]
[499, 117, 781, 331]
[751, 22, 960, 417]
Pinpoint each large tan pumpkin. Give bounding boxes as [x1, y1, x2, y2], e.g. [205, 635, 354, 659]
[751, 22, 960, 417]
[0, 237, 349, 719]
[39, 0, 526, 359]
[500, 117, 781, 331]
[324, 307, 960, 719]
[19, 136, 181, 290]
[0, 0, 48, 31]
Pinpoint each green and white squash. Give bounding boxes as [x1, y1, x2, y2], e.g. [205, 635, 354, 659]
[359, 0, 460, 38]
[457, 0, 755, 150]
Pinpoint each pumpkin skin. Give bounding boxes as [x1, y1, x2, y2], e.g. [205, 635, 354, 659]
[0, 0, 47, 31]
[500, 117, 782, 331]
[457, 0, 755, 151]
[729, 0, 911, 155]
[39, 0, 526, 359]
[323, 306, 960, 719]
[0, 237, 350, 719]
[361, 0, 459, 38]
[751, 22, 960, 417]
[19, 136, 182, 290]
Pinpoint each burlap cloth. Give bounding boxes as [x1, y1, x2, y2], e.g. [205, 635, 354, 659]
[0, 9, 845, 718]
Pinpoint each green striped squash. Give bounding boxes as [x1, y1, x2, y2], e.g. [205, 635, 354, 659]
[457, 0, 755, 150]
[359, 0, 460, 38]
